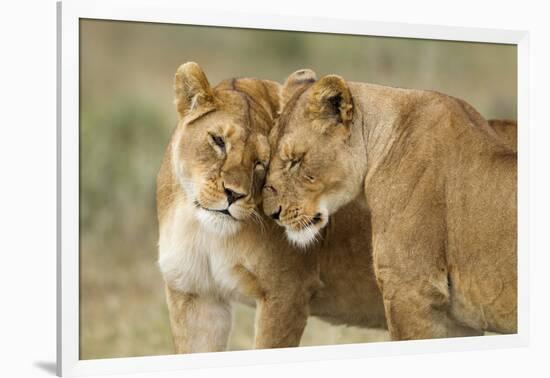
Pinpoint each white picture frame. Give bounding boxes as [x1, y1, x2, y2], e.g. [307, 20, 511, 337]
[57, 0, 529, 376]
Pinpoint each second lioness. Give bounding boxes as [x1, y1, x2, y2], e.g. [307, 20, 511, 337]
[157, 62, 385, 353]
[264, 69, 517, 340]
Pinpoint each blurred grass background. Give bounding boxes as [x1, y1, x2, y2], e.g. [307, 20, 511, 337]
[79, 19, 517, 359]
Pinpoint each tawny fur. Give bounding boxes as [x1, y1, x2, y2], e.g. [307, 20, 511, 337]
[264, 69, 517, 340]
[157, 63, 385, 353]
[488, 119, 517, 152]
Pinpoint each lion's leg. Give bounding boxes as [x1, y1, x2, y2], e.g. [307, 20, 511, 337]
[377, 276, 482, 340]
[165, 284, 232, 353]
[373, 230, 482, 340]
[253, 294, 309, 349]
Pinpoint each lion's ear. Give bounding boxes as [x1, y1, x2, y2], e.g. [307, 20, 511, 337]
[306, 75, 353, 131]
[281, 69, 317, 107]
[174, 62, 216, 119]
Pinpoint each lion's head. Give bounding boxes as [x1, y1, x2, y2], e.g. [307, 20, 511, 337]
[170, 62, 279, 235]
[263, 70, 365, 248]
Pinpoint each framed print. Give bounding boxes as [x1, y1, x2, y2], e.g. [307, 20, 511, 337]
[58, 0, 528, 376]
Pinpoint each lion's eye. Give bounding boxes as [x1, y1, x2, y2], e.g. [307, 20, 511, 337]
[305, 174, 316, 182]
[210, 134, 226, 151]
[289, 158, 302, 169]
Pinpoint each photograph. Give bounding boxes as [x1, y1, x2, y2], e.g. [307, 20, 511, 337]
[79, 18, 517, 360]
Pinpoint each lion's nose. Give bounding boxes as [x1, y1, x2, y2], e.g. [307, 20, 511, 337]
[270, 206, 282, 221]
[223, 184, 246, 205]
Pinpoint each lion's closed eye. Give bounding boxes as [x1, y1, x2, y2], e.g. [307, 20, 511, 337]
[288, 156, 303, 170]
[208, 133, 226, 155]
[304, 174, 316, 182]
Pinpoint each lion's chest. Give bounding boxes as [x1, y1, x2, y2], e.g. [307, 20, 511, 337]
[157, 208, 243, 299]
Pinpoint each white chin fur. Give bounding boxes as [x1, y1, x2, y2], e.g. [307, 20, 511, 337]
[285, 226, 320, 249]
[194, 208, 241, 236]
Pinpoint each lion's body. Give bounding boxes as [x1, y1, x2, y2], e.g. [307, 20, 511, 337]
[311, 202, 386, 328]
[265, 72, 517, 340]
[488, 119, 517, 152]
[353, 83, 517, 337]
[157, 63, 385, 353]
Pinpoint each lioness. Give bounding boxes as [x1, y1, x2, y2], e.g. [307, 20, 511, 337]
[264, 69, 517, 340]
[157, 62, 385, 353]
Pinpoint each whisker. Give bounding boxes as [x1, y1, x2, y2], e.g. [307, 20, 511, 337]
[251, 209, 267, 234]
